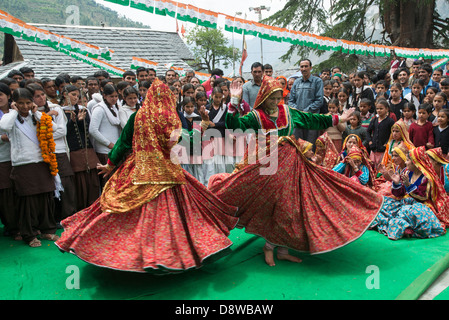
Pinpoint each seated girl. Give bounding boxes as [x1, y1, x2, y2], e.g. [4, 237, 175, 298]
[370, 146, 449, 240]
[427, 147, 449, 194]
[339, 134, 371, 167]
[333, 146, 373, 186]
[380, 119, 414, 171]
[376, 143, 409, 198]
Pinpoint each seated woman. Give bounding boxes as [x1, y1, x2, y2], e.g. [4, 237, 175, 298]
[370, 146, 449, 240]
[333, 146, 374, 186]
[380, 119, 414, 171]
[376, 143, 409, 198]
[314, 132, 339, 169]
[426, 147, 449, 194]
[339, 134, 371, 165]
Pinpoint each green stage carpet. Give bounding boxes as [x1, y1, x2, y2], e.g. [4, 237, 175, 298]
[1, 225, 449, 300]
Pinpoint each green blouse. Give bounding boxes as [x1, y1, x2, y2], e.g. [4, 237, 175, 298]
[108, 112, 197, 166]
[225, 105, 334, 136]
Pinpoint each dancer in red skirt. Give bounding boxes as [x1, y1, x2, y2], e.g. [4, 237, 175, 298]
[55, 79, 238, 274]
[209, 76, 385, 266]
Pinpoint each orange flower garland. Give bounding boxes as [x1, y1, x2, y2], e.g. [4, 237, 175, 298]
[37, 113, 58, 176]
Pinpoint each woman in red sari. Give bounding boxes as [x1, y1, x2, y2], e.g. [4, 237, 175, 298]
[55, 79, 238, 274]
[209, 76, 385, 266]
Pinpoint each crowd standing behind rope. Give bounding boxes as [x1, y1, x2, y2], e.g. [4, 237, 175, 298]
[0, 58, 448, 247]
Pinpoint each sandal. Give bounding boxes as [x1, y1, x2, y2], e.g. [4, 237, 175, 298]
[29, 238, 42, 248]
[40, 234, 60, 241]
[14, 233, 22, 241]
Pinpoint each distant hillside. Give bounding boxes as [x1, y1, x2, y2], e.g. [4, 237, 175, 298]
[0, 0, 148, 59]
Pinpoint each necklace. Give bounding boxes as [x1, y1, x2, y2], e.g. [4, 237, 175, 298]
[265, 107, 277, 115]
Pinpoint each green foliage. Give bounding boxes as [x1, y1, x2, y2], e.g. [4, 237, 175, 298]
[185, 26, 240, 73]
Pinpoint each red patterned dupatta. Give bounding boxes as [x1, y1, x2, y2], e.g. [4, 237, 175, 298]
[253, 75, 283, 110]
[100, 79, 186, 213]
[315, 132, 339, 169]
[410, 146, 449, 227]
[209, 135, 384, 254]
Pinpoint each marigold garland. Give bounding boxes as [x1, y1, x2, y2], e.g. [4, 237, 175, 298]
[37, 113, 58, 176]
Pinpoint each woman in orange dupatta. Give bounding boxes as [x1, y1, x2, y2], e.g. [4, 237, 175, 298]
[55, 79, 238, 274]
[209, 76, 385, 267]
[380, 119, 414, 171]
[276, 76, 289, 105]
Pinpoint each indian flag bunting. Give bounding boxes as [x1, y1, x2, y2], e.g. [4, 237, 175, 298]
[432, 58, 448, 70]
[130, 0, 154, 13]
[0, 10, 114, 60]
[100, 0, 449, 59]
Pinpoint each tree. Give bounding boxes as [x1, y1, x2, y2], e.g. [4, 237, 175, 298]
[262, 0, 449, 71]
[185, 26, 240, 73]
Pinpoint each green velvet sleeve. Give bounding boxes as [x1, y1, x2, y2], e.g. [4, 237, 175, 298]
[290, 108, 333, 131]
[225, 111, 260, 131]
[107, 112, 136, 166]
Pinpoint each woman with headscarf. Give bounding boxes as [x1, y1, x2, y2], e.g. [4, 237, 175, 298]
[339, 133, 371, 164]
[426, 147, 449, 194]
[380, 119, 414, 171]
[275, 76, 289, 105]
[55, 79, 238, 274]
[208, 75, 385, 267]
[370, 146, 449, 240]
[376, 142, 409, 198]
[333, 146, 375, 187]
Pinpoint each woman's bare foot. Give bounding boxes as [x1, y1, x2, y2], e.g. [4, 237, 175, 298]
[277, 253, 302, 263]
[263, 246, 276, 266]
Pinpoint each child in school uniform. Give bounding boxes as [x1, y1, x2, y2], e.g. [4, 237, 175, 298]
[89, 84, 122, 189]
[359, 98, 375, 130]
[27, 83, 77, 224]
[404, 79, 425, 108]
[342, 111, 370, 151]
[0, 83, 19, 239]
[119, 86, 140, 129]
[433, 108, 449, 156]
[0, 88, 59, 247]
[401, 102, 417, 130]
[62, 85, 100, 211]
[202, 87, 228, 187]
[430, 92, 447, 126]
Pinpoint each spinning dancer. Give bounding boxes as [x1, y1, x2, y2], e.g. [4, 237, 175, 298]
[56, 79, 238, 274]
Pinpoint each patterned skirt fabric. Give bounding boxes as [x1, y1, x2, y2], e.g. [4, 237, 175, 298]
[55, 170, 238, 274]
[370, 197, 446, 240]
[209, 139, 385, 254]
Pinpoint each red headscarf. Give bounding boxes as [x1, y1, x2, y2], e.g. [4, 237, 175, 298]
[253, 75, 283, 109]
[100, 78, 185, 213]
